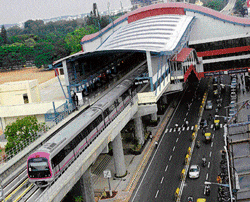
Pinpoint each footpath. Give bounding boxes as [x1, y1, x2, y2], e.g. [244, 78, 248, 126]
[228, 74, 250, 201]
[92, 102, 176, 202]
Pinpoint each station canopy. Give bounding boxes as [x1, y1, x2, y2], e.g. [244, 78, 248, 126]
[53, 14, 194, 66]
[96, 14, 194, 55]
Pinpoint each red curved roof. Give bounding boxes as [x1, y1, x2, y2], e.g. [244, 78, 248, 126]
[81, 2, 250, 44]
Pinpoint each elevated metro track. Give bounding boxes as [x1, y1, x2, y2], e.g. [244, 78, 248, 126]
[0, 61, 149, 202]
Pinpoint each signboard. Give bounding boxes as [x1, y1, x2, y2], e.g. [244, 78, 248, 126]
[203, 68, 248, 77]
[228, 68, 247, 74]
[204, 71, 224, 77]
[103, 170, 111, 178]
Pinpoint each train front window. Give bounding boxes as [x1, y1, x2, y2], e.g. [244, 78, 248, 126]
[29, 162, 49, 171]
[28, 157, 51, 178]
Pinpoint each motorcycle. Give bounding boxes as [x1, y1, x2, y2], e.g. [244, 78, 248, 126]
[202, 157, 207, 167]
[204, 185, 210, 196]
[196, 140, 201, 148]
[188, 196, 194, 202]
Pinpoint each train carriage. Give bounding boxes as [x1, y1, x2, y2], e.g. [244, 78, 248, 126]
[27, 65, 146, 187]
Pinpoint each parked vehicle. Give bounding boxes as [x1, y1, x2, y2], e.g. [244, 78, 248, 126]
[204, 132, 211, 143]
[206, 100, 213, 110]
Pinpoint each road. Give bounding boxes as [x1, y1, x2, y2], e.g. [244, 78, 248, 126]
[130, 80, 207, 201]
[131, 75, 232, 201]
[182, 75, 231, 201]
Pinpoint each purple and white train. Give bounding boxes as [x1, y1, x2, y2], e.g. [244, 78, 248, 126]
[27, 65, 146, 187]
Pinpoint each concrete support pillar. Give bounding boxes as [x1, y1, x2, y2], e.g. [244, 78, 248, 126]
[134, 117, 145, 145]
[112, 133, 126, 177]
[80, 167, 95, 202]
[162, 95, 168, 104]
[151, 112, 158, 121]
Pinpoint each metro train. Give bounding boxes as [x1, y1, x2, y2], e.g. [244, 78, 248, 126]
[27, 65, 146, 187]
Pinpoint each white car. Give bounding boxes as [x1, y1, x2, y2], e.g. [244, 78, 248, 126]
[189, 165, 200, 179]
[206, 100, 213, 110]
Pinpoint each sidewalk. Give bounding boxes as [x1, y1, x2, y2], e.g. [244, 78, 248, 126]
[92, 104, 175, 201]
[228, 73, 250, 201]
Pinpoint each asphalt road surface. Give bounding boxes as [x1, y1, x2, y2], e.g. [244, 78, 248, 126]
[130, 79, 207, 202]
[130, 75, 233, 201]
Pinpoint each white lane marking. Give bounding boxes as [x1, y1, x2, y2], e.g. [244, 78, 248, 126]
[210, 151, 212, 157]
[160, 177, 164, 184]
[179, 131, 181, 135]
[169, 128, 172, 133]
[191, 126, 194, 130]
[211, 124, 214, 129]
[130, 90, 186, 202]
[165, 165, 168, 172]
[208, 161, 210, 169]
[173, 128, 176, 132]
[220, 124, 223, 128]
[165, 128, 169, 133]
[187, 126, 190, 131]
[206, 173, 209, 180]
[178, 127, 181, 132]
[184, 118, 186, 122]
[173, 146, 176, 151]
[155, 190, 159, 198]
[211, 142, 213, 147]
[169, 155, 172, 161]
[182, 127, 185, 131]
[212, 134, 215, 139]
[176, 138, 179, 143]
[186, 112, 189, 116]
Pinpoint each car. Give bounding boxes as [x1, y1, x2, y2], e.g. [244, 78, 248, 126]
[232, 77, 237, 84]
[230, 92, 237, 100]
[200, 119, 208, 128]
[206, 100, 213, 110]
[231, 83, 236, 89]
[189, 165, 200, 178]
[230, 100, 236, 106]
[229, 110, 237, 118]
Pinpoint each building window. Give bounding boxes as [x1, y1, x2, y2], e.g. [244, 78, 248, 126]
[23, 94, 29, 104]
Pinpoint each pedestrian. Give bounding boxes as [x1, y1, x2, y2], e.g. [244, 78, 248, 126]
[73, 92, 78, 106]
[149, 133, 153, 141]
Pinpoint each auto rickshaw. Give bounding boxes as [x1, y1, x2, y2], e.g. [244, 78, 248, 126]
[204, 132, 211, 143]
[197, 198, 206, 202]
[214, 119, 220, 130]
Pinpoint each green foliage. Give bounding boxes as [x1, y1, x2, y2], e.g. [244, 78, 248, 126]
[0, 13, 117, 69]
[74, 196, 83, 202]
[235, 0, 245, 12]
[0, 44, 33, 70]
[33, 42, 54, 68]
[4, 116, 46, 153]
[65, 25, 98, 54]
[204, 0, 224, 11]
[1, 25, 8, 44]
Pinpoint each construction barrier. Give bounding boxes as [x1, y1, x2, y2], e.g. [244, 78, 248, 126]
[185, 154, 190, 165]
[180, 169, 185, 180]
[175, 187, 180, 201]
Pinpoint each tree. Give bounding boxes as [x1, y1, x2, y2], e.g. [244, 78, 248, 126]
[1, 25, 8, 44]
[205, 0, 224, 11]
[65, 25, 98, 54]
[4, 116, 46, 153]
[33, 42, 54, 68]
